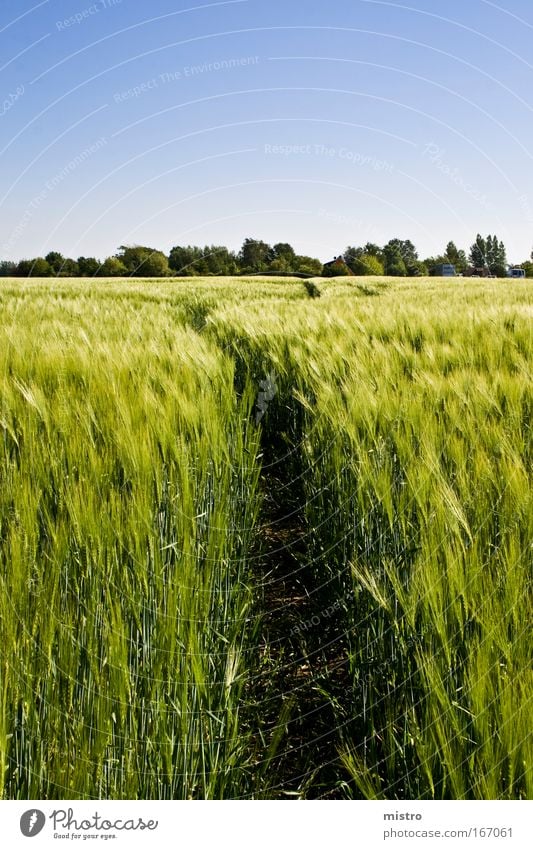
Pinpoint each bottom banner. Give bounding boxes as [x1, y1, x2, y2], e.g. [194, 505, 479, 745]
[0, 800, 529, 848]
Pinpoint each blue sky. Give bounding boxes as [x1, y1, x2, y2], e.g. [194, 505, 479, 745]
[1, 0, 533, 263]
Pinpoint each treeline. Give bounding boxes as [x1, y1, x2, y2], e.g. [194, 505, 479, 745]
[0, 240, 322, 279]
[330, 235, 525, 278]
[1, 234, 532, 278]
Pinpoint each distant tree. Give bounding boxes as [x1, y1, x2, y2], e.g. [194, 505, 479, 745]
[469, 234, 487, 269]
[520, 260, 533, 277]
[202, 246, 238, 276]
[0, 260, 16, 276]
[58, 258, 79, 277]
[270, 242, 296, 264]
[363, 242, 384, 261]
[343, 246, 364, 272]
[386, 255, 407, 276]
[77, 256, 101, 276]
[383, 242, 409, 276]
[347, 253, 384, 276]
[168, 245, 205, 276]
[383, 239, 418, 275]
[423, 255, 446, 272]
[238, 238, 271, 273]
[445, 241, 467, 272]
[344, 244, 385, 272]
[408, 259, 428, 277]
[98, 256, 127, 277]
[490, 236, 507, 277]
[322, 257, 353, 277]
[168, 245, 237, 276]
[45, 251, 65, 275]
[15, 258, 51, 277]
[31, 258, 52, 277]
[116, 245, 169, 277]
[294, 255, 323, 275]
[469, 234, 506, 276]
[269, 257, 291, 272]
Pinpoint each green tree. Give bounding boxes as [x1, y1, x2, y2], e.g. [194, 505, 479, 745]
[294, 255, 323, 275]
[408, 259, 428, 277]
[116, 245, 170, 277]
[383, 239, 418, 275]
[445, 241, 467, 272]
[202, 246, 238, 276]
[45, 251, 65, 275]
[168, 245, 205, 276]
[383, 242, 408, 276]
[469, 234, 487, 269]
[0, 261, 16, 276]
[15, 258, 51, 277]
[78, 256, 101, 276]
[364, 242, 384, 261]
[492, 237, 507, 277]
[238, 238, 271, 273]
[98, 256, 128, 277]
[469, 234, 506, 276]
[348, 253, 384, 275]
[58, 258, 79, 277]
[322, 257, 353, 277]
[343, 246, 364, 272]
[270, 242, 296, 265]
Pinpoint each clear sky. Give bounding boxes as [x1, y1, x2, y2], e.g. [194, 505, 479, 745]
[1, 0, 533, 263]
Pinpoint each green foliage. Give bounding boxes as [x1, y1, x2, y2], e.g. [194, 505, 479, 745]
[116, 245, 170, 277]
[77, 256, 101, 277]
[238, 237, 272, 273]
[303, 279, 321, 298]
[15, 257, 52, 277]
[322, 257, 353, 277]
[383, 239, 418, 276]
[346, 253, 385, 276]
[0, 261, 16, 277]
[168, 245, 237, 276]
[99, 256, 127, 277]
[445, 240, 467, 272]
[469, 233, 487, 269]
[384, 253, 407, 276]
[469, 234, 507, 276]
[294, 255, 323, 275]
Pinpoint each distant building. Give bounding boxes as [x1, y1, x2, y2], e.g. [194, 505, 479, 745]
[322, 256, 354, 277]
[507, 267, 526, 279]
[431, 263, 456, 277]
[464, 267, 493, 278]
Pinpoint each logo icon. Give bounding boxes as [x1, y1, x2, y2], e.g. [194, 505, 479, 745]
[20, 810, 46, 837]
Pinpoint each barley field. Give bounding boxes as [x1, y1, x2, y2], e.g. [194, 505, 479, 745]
[0, 276, 531, 800]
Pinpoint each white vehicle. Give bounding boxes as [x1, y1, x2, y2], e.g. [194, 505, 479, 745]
[507, 267, 526, 278]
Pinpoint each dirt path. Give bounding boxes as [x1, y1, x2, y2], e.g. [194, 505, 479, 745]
[250, 469, 350, 798]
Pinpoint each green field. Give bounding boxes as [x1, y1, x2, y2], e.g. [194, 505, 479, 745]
[0, 276, 531, 800]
